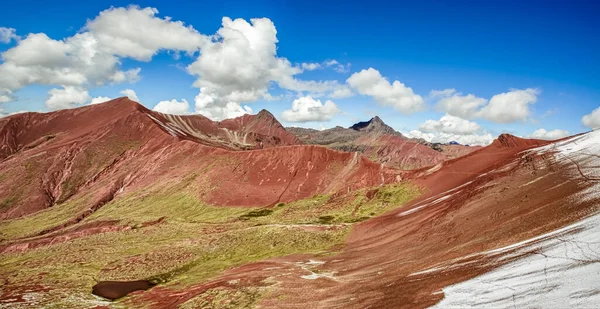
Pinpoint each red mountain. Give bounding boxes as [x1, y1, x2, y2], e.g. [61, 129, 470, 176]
[0, 98, 400, 221]
[1, 98, 597, 309]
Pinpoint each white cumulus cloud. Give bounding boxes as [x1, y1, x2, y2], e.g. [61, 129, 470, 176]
[346, 68, 424, 114]
[85, 6, 207, 61]
[281, 96, 341, 122]
[480, 88, 539, 123]
[433, 88, 540, 123]
[0, 94, 13, 103]
[0, 6, 207, 110]
[406, 129, 493, 146]
[0, 10, 358, 116]
[46, 86, 90, 110]
[582, 106, 600, 129]
[187, 17, 345, 120]
[90, 96, 111, 104]
[419, 114, 482, 135]
[120, 89, 139, 102]
[530, 128, 570, 140]
[435, 90, 487, 119]
[153, 99, 190, 114]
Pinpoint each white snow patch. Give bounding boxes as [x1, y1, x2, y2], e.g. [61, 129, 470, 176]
[301, 272, 337, 280]
[296, 259, 337, 281]
[430, 213, 600, 309]
[429, 130, 600, 309]
[305, 259, 325, 265]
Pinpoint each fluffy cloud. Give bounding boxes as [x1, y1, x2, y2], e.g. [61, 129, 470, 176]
[153, 99, 190, 114]
[435, 90, 487, 119]
[187, 17, 287, 119]
[85, 6, 207, 61]
[90, 89, 138, 105]
[0, 31, 139, 110]
[433, 88, 540, 123]
[120, 89, 139, 102]
[530, 128, 570, 140]
[0, 27, 19, 43]
[346, 68, 424, 114]
[406, 129, 494, 146]
[46, 86, 90, 110]
[194, 92, 253, 120]
[481, 88, 539, 123]
[582, 106, 600, 129]
[187, 17, 345, 120]
[281, 96, 341, 122]
[0, 6, 205, 110]
[0, 9, 353, 117]
[90, 96, 111, 104]
[419, 114, 482, 135]
[0, 94, 13, 103]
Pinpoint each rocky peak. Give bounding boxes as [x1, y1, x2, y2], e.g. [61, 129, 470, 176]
[256, 109, 275, 119]
[252, 109, 284, 128]
[349, 116, 400, 136]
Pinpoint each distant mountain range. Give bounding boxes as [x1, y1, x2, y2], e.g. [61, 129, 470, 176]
[287, 116, 480, 170]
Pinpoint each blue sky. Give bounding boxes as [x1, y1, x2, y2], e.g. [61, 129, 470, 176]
[0, 0, 599, 144]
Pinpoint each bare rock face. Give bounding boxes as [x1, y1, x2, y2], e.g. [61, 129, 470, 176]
[349, 116, 401, 136]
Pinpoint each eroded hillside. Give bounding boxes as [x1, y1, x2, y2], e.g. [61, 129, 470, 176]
[0, 100, 598, 309]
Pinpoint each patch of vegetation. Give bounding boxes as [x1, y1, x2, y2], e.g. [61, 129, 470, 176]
[0, 178, 420, 307]
[318, 215, 335, 224]
[88, 190, 249, 225]
[0, 196, 17, 210]
[0, 195, 90, 240]
[178, 286, 266, 309]
[250, 183, 420, 225]
[240, 208, 273, 219]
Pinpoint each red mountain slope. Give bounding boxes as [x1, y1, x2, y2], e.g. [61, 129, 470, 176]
[0, 98, 401, 221]
[133, 131, 599, 309]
